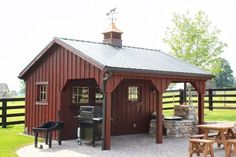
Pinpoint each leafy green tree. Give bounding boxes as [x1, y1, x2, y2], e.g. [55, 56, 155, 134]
[214, 59, 235, 88]
[163, 11, 227, 74]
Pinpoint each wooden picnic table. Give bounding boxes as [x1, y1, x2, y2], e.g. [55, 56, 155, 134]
[197, 123, 236, 151]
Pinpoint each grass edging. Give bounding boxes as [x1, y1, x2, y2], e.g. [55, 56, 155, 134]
[0, 125, 34, 157]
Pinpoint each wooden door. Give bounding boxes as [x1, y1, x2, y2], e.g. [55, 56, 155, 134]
[111, 79, 154, 135]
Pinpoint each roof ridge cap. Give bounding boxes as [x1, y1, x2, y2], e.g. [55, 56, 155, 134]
[58, 37, 107, 45]
[58, 37, 162, 52]
[122, 45, 160, 52]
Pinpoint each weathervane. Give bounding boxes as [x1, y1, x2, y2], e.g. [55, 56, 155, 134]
[106, 8, 117, 23]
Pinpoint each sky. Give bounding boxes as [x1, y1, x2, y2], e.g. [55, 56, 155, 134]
[0, 0, 235, 91]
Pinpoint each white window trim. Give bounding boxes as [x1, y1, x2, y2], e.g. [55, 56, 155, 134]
[36, 82, 48, 105]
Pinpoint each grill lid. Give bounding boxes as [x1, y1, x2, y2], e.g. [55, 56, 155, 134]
[79, 106, 102, 122]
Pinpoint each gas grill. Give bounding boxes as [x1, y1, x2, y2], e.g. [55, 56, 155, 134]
[77, 106, 102, 147]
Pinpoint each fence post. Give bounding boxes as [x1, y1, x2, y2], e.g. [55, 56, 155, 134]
[208, 89, 213, 111]
[2, 99, 7, 128]
[183, 83, 187, 102]
[180, 89, 184, 104]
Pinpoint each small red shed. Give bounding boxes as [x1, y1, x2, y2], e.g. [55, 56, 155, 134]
[19, 22, 213, 150]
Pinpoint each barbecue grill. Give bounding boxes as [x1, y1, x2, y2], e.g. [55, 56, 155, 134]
[32, 121, 64, 148]
[77, 106, 102, 147]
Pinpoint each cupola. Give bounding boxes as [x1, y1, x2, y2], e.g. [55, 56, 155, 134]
[103, 22, 123, 47]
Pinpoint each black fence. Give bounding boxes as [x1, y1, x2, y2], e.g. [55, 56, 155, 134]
[0, 88, 235, 127]
[162, 89, 182, 110]
[163, 88, 236, 110]
[0, 97, 25, 128]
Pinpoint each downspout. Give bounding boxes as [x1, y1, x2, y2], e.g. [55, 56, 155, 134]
[101, 71, 112, 150]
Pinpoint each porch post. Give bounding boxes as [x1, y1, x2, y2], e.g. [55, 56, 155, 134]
[190, 81, 206, 133]
[104, 91, 111, 150]
[198, 92, 204, 125]
[156, 91, 163, 143]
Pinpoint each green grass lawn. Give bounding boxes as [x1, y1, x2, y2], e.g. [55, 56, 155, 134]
[204, 109, 236, 122]
[0, 125, 33, 157]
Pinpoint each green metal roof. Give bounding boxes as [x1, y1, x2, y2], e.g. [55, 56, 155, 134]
[59, 37, 213, 78]
[19, 37, 213, 79]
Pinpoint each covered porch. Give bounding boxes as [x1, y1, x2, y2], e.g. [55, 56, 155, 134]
[102, 72, 208, 150]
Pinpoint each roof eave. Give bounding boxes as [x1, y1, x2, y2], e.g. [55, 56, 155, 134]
[55, 38, 105, 70]
[19, 37, 105, 79]
[105, 67, 214, 79]
[18, 38, 57, 79]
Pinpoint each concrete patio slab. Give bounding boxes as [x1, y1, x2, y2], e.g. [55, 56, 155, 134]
[17, 134, 225, 157]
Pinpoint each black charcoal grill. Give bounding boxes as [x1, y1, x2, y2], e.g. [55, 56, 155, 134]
[77, 106, 102, 147]
[32, 121, 64, 148]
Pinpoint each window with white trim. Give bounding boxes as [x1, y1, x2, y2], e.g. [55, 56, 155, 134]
[36, 82, 48, 103]
[128, 86, 141, 102]
[72, 86, 89, 103]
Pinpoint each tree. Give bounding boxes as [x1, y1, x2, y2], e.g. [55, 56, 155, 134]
[19, 80, 25, 95]
[214, 58, 235, 88]
[163, 11, 227, 74]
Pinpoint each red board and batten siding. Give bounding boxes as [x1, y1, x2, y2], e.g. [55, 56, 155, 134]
[111, 79, 155, 135]
[24, 44, 104, 137]
[103, 73, 206, 149]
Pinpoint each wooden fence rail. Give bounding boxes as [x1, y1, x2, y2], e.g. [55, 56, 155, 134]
[0, 88, 235, 127]
[0, 97, 25, 128]
[162, 88, 236, 110]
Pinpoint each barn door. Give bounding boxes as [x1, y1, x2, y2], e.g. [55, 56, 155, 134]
[111, 79, 151, 135]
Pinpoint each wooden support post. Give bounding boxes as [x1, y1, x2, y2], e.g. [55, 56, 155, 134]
[198, 92, 205, 134]
[156, 92, 163, 143]
[208, 89, 213, 111]
[2, 99, 7, 128]
[104, 92, 111, 150]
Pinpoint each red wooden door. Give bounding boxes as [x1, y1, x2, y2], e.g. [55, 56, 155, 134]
[111, 79, 153, 135]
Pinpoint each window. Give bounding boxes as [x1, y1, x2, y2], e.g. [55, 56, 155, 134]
[36, 82, 48, 104]
[72, 86, 89, 103]
[95, 87, 103, 103]
[128, 86, 141, 102]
